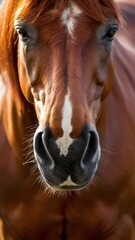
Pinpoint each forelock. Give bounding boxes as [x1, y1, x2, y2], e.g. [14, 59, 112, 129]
[14, 0, 121, 24]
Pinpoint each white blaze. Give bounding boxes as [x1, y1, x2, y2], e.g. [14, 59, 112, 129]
[56, 89, 74, 156]
[61, 3, 82, 34]
[60, 176, 77, 187]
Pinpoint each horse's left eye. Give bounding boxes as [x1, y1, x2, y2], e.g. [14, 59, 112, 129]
[105, 26, 118, 41]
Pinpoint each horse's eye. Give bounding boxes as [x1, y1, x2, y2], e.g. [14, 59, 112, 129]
[105, 26, 118, 41]
[16, 27, 30, 42]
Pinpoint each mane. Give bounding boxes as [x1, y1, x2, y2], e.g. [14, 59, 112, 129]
[0, 0, 122, 100]
[73, 0, 121, 21]
[15, 0, 121, 23]
[0, 0, 22, 101]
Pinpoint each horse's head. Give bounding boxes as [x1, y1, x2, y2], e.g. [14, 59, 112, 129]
[13, 0, 120, 190]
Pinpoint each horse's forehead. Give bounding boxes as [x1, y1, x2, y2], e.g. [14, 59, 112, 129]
[61, 2, 82, 34]
[62, 2, 82, 18]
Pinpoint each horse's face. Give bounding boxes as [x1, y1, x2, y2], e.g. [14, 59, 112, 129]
[14, 1, 118, 190]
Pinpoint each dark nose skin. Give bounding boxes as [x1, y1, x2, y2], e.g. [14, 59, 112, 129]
[34, 125, 100, 189]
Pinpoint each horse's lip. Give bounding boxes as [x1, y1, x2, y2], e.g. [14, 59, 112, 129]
[45, 179, 90, 191]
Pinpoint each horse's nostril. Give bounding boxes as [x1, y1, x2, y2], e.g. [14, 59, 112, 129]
[34, 132, 45, 165]
[82, 129, 100, 166]
[89, 130, 99, 158]
[34, 128, 54, 167]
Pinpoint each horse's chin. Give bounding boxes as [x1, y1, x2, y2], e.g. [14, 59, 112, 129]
[39, 179, 91, 198]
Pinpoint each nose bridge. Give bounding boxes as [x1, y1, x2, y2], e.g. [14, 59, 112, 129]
[67, 47, 86, 138]
[49, 85, 85, 140]
[62, 87, 86, 136]
[48, 42, 87, 139]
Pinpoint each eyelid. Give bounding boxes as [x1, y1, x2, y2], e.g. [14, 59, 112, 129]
[15, 27, 31, 46]
[105, 23, 119, 35]
[103, 28, 118, 44]
[97, 20, 119, 42]
[104, 25, 118, 40]
[107, 23, 119, 31]
[14, 20, 38, 44]
[14, 20, 25, 31]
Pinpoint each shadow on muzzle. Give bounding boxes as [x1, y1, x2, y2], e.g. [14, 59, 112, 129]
[33, 125, 100, 190]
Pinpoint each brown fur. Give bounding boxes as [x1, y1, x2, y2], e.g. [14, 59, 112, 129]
[0, 0, 135, 239]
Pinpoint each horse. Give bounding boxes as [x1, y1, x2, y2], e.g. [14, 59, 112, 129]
[0, 0, 135, 239]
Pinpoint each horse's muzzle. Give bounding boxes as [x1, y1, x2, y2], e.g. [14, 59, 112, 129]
[33, 125, 100, 190]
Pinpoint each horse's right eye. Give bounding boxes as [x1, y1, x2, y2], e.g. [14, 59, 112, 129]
[14, 21, 37, 46]
[16, 27, 30, 42]
[17, 28, 29, 38]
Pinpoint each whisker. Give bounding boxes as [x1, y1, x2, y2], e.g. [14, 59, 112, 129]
[23, 149, 33, 156]
[24, 122, 38, 131]
[23, 160, 35, 165]
[22, 145, 33, 154]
